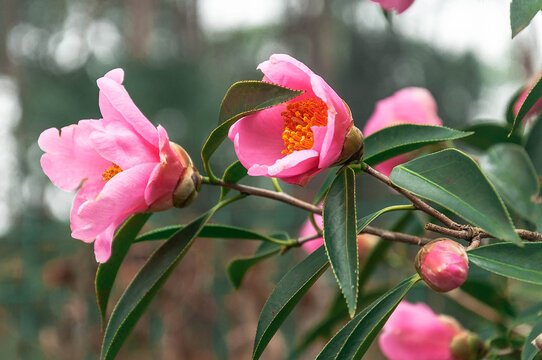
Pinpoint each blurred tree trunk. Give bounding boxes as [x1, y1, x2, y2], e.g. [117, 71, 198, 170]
[175, 0, 204, 60]
[125, 0, 155, 59]
[0, 0, 19, 77]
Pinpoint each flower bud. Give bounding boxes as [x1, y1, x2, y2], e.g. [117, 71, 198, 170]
[532, 333, 542, 352]
[415, 238, 468, 292]
[170, 142, 202, 208]
[449, 331, 485, 360]
[333, 124, 364, 166]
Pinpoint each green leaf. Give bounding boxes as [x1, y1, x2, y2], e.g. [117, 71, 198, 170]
[356, 204, 415, 233]
[479, 144, 541, 225]
[316, 274, 420, 360]
[510, 0, 542, 38]
[227, 241, 282, 290]
[201, 81, 303, 180]
[363, 124, 472, 166]
[101, 209, 215, 360]
[220, 161, 247, 201]
[136, 223, 279, 243]
[526, 115, 542, 175]
[468, 242, 542, 285]
[95, 213, 151, 327]
[522, 318, 542, 360]
[324, 168, 358, 317]
[252, 246, 329, 360]
[511, 74, 542, 134]
[507, 88, 524, 125]
[390, 149, 521, 243]
[460, 122, 522, 150]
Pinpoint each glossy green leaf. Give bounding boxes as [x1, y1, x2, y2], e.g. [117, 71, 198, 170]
[136, 223, 279, 243]
[526, 116, 542, 175]
[316, 274, 420, 360]
[511, 74, 542, 134]
[252, 246, 329, 360]
[324, 168, 358, 317]
[356, 204, 415, 234]
[468, 242, 542, 285]
[460, 122, 522, 150]
[95, 213, 151, 326]
[220, 161, 247, 200]
[363, 124, 472, 166]
[101, 209, 215, 360]
[390, 149, 521, 243]
[201, 81, 303, 180]
[510, 0, 542, 38]
[522, 318, 542, 360]
[479, 144, 541, 225]
[227, 241, 283, 290]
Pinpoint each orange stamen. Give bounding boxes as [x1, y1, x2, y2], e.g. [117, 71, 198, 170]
[281, 97, 328, 155]
[102, 163, 122, 182]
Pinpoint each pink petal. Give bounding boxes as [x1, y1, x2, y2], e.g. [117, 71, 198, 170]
[71, 163, 155, 241]
[258, 54, 315, 94]
[228, 105, 286, 168]
[299, 214, 324, 254]
[144, 126, 185, 207]
[94, 223, 119, 263]
[39, 120, 110, 191]
[89, 124, 159, 169]
[370, 0, 415, 13]
[97, 71, 159, 147]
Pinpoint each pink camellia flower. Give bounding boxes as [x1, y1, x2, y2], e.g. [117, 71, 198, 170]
[415, 239, 469, 293]
[513, 73, 542, 119]
[370, 0, 415, 14]
[228, 54, 362, 186]
[39, 69, 200, 263]
[299, 212, 377, 255]
[379, 301, 464, 360]
[363, 87, 442, 176]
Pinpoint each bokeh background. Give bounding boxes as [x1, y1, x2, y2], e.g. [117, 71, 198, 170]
[0, 0, 541, 359]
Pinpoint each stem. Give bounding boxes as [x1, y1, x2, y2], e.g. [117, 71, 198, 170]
[203, 178, 322, 215]
[361, 225, 432, 246]
[426, 223, 542, 243]
[445, 288, 505, 325]
[271, 178, 283, 192]
[363, 164, 463, 230]
[309, 212, 323, 235]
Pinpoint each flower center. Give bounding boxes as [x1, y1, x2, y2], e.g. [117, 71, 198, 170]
[102, 163, 122, 182]
[281, 97, 328, 155]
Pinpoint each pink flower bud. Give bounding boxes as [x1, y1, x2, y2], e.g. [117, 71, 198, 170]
[379, 301, 464, 360]
[363, 87, 442, 176]
[415, 239, 469, 293]
[228, 54, 357, 186]
[449, 331, 485, 360]
[39, 69, 199, 263]
[370, 0, 415, 14]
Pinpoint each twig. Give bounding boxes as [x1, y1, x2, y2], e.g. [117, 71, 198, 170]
[363, 164, 463, 230]
[445, 288, 505, 325]
[362, 225, 432, 246]
[426, 223, 542, 243]
[204, 178, 322, 215]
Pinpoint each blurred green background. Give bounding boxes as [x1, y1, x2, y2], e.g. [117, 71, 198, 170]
[0, 0, 540, 358]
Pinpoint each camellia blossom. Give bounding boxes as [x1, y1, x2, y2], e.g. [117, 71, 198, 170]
[379, 301, 464, 360]
[39, 69, 199, 263]
[415, 239, 469, 293]
[513, 73, 542, 119]
[299, 212, 377, 255]
[228, 54, 361, 186]
[363, 87, 442, 176]
[370, 0, 415, 14]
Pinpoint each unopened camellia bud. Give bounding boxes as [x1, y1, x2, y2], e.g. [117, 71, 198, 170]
[333, 124, 364, 166]
[415, 238, 469, 292]
[449, 331, 485, 360]
[170, 142, 202, 208]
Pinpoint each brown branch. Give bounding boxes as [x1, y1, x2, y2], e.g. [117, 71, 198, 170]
[426, 223, 542, 243]
[363, 164, 463, 230]
[208, 179, 322, 215]
[361, 225, 431, 246]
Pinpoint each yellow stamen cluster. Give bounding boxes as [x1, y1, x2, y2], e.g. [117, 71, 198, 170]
[102, 163, 122, 182]
[281, 97, 328, 155]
